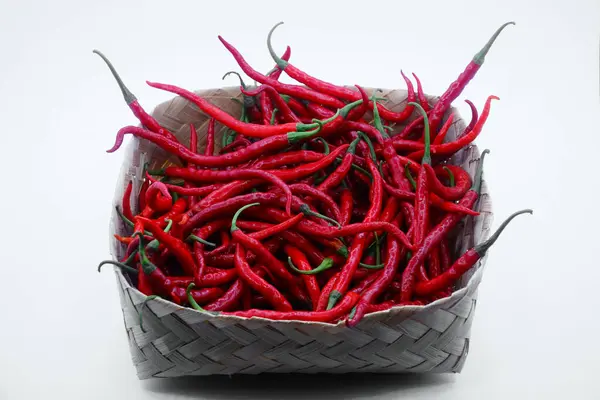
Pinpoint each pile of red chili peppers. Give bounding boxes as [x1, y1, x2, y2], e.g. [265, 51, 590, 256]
[96, 21, 532, 326]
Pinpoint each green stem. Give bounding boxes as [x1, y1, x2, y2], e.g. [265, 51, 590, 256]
[473, 22, 515, 65]
[270, 108, 278, 125]
[92, 50, 136, 104]
[147, 219, 173, 250]
[222, 71, 248, 89]
[443, 166, 455, 187]
[372, 98, 389, 140]
[186, 283, 206, 312]
[315, 137, 330, 155]
[474, 209, 532, 255]
[356, 131, 377, 162]
[187, 234, 216, 247]
[267, 22, 288, 70]
[231, 203, 261, 232]
[97, 260, 138, 275]
[287, 257, 334, 275]
[405, 164, 417, 190]
[408, 102, 431, 164]
[300, 204, 341, 228]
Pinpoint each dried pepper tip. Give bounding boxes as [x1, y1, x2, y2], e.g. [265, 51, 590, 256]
[472, 149, 490, 193]
[474, 209, 532, 255]
[92, 50, 137, 105]
[139, 295, 159, 332]
[299, 204, 341, 228]
[473, 22, 516, 65]
[408, 102, 431, 165]
[186, 283, 206, 312]
[443, 166, 455, 187]
[187, 234, 216, 247]
[222, 71, 248, 89]
[327, 290, 342, 310]
[404, 164, 417, 190]
[267, 22, 288, 70]
[231, 203, 261, 232]
[288, 257, 334, 275]
[97, 260, 138, 275]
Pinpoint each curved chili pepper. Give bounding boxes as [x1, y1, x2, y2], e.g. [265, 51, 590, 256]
[405, 95, 499, 160]
[171, 285, 224, 306]
[266, 45, 291, 79]
[134, 237, 175, 297]
[248, 213, 304, 241]
[204, 118, 216, 156]
[93, 50, 180, 145]
[266, 24, 416, 122]
[350, 271, 382, 295]
[220, 137, 252, 154]
[400, 149, 489, 301]
[415, 209, 532, 296]
[163, 166, 293, 215]
[284, 245, 321, 310]
[289, 184, 341, 222]
[412, 73, 430, 113]
[269, 143, 349, 182]
[462, 99, 479, 139]
[317, 138, 360, 192]
[224, 292, 358, 323]
[317, 272, 339, 311]
[287, 257, 334, 276]
[232, 243, 293, 311]
[205, 237, 282, 268]
[108, 124, 324, 169]
[219, 35, 345, 109]
[432, 114, 454, 145]
[425, 164, 471, 201]
[145, 182, 173, 213]
[204, 279, 246, 312]
[195, 180, 257, 210]
[231, 203, 309, 305]
[339, 188, 354, 226]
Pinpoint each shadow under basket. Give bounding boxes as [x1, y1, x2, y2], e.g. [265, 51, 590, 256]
[108, 86, 494, 379]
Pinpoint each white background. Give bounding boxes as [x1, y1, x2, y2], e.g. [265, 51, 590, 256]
[1, 0, 599, 398]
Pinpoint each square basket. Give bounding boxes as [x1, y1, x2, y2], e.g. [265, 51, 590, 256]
[108, 87, 494, 379]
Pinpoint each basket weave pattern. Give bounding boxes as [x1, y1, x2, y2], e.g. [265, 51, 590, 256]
[108, 87, 493, 379]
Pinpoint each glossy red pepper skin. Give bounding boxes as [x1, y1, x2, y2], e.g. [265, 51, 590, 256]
[170, 286, 224, 306]
[317, 272, 339, 311]
[225, 292, 358, 323]
[205, 279, 245, 311]
[425, 165, 472, 201]
[233, 243, 293, 312]
[205, 118, 216, 156]
[339, 189, 354, 226]
[251, 150, 323, 169]
[432, 114, 454, 145]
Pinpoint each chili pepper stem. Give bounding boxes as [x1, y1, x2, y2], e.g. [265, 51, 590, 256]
[473, 22, 516, 65]
[97, 260, 138, 275]
[267, 22, 288, 70]
[231, 203, 261, 232]
[327, 290, 342, 310]
[92, 50, 136, 104]
[474, 209, 533, 255]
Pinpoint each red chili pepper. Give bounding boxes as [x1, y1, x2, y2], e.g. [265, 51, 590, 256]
[428, 22, 514, 133]
[220, 137, 252, 154]
[350, 270, 382, 295]
[121, 180, 134, 222]
[405, 95, 499, 161]
[427, 246, 442, 279]
[172, 285, 225, 306]
[440, 239, 452, 272]
[205, 118, 216, 156]
[289, 183, 341, 222]
[233, 243, 293, 311]
[411, 103, 432, 250]
[317, 138, 360, 192]
[137, 264, 154, 296]
[412, 73, 430, 113]
[225, 292, 358, 323]
[462, 99, 479, 138]
[145, 182, 173, 213]
[204, 279, 245, 312]
[415, 209, 532, 296]
[432, 114, 454, 145]
[93, 50, 181, 146]
[219, 35, 345, 109]
[269, 144, 349, 182]
[155, 197, 187, 228]
[284, 245, 321, 310]
[400, 149, 489, 301]
[247, 213, 304, 241]
[327, 156, 383, 309]
[163, 166, 293, 215]
[194, 180, 258, 210]
[266, 24, 416, 122]
[189, 123, 198, 156]
[205, 238, 282, 268]
[425, 164, 472, 201]
[339, 188, 354, 226]
[134, 237, 175, 297]
[230, 203, 309, 305]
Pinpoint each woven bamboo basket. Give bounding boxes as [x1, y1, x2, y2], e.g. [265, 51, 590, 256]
[108, 87, 493, 379]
